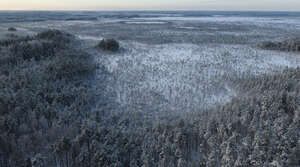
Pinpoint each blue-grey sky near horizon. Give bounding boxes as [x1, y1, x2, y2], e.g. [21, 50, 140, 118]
[1, 0, 300, 11]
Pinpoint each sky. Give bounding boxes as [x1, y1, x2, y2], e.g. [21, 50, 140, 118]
[1, 0, 300, 11]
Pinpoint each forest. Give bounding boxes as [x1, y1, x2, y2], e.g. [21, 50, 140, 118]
[0, 29, 299, 167]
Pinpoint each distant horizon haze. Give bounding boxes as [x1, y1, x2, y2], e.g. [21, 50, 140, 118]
[1, 0, 300, 11]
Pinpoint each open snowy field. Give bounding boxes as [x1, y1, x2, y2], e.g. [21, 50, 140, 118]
[2, 11, 300, 114]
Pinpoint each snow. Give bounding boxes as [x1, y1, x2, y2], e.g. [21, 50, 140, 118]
[96, 41, 300, 113]
[133, 16, 300, 30]
[3, 12, 300, 113]
[177, 26, 199, 30]
[78, 35, 103, 41]
[124, 21, 167, 24]
[134, 16, 300, 24]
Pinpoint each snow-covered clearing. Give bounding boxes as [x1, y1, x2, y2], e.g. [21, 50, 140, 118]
[94, 41, 300, 113]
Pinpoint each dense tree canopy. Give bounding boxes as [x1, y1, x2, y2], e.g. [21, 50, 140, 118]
[0, 30, 299, 166]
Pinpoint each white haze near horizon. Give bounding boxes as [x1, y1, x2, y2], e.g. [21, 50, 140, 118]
[1, 0, 300, 11]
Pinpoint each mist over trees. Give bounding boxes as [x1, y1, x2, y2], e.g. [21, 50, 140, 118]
[0, 30, 299, 167]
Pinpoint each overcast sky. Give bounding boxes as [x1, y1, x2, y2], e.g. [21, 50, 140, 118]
[1, 0, 300, 11]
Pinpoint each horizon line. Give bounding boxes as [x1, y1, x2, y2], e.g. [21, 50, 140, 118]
[1, 9, 300, 12]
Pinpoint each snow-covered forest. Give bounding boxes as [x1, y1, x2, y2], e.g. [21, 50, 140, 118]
[0, 11, 300, 166]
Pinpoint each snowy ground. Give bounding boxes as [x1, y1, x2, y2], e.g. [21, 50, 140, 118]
[93, 42, 300, 113]
[1, 12, 300, 114]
